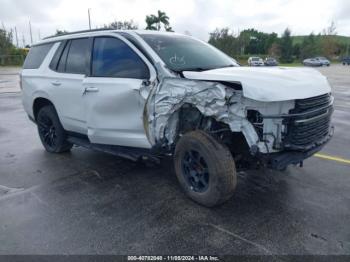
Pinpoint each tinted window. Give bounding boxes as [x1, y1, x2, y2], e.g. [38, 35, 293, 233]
[92, 37, 149, 79]
[49, 41, 66, 71]
[65, 38, 90, 74]
[23, 43, 54, 69]
[57, 41, 70, 72]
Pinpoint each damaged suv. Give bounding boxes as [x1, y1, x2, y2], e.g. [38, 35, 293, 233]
[21, 30, 334, 207]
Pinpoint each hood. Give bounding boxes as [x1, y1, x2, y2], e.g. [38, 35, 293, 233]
[183, 66, 331, 102]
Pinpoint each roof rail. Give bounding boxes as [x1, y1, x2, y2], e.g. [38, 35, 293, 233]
[43, 28, 116, 40]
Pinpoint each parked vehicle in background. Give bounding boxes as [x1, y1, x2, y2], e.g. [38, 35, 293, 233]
[341, 56, 350, 65]
[303, 58, 323, 67]
[264, 57, 278, 66]
[315, 57, 330, 66]
[21, 30, 334, 207]
[248, 56, 264, 66]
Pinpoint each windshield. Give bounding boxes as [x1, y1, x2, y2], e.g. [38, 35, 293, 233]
[252, 57, 261, 61]
[140, 34, 238, 71]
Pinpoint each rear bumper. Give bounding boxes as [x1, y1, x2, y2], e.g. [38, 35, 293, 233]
[263, 130, 333, 170]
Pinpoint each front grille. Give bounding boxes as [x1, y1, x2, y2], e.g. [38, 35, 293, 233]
[283, 93, 333, 150]
[291, 93, 331, 113]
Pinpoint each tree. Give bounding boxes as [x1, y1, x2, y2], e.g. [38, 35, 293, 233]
[321, 21, 339, 58]
[280, 28, 293, 63]
[0, 29, 14, 55]
[209, 28, 239, 57]
[300, 33, 320, 59]
[268, 42, 281, 57]
[55, 30, 69, 36]
[105, 20, 138, 30]
[145, 10, 173, 31]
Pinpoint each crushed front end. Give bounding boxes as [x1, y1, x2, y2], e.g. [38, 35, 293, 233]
[252, 93, 334, 170]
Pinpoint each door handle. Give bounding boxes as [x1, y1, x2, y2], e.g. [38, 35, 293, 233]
[51, 80, 61, 86]
[83, 86, 99, 94]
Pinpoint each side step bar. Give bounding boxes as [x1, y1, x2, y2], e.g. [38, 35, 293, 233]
[67, 136, 160, 163]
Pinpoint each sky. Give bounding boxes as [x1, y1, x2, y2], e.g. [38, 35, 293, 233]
[1, 0, 350, 47]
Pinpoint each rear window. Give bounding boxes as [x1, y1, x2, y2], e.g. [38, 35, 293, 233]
[23, 43, 54, 69]
[65, 38, 91, 74]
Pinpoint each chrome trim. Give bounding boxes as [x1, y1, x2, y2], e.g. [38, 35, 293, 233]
[294, 108, 332, 124]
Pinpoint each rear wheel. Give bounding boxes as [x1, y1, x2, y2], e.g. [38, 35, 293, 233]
[174, 130, 237, 207]
[36, 105, 73, 153]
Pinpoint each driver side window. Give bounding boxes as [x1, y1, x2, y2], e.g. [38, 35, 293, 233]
[92, 37, 150, 79]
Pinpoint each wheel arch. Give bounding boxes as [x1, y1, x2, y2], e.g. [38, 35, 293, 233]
[166, 104, 251, 156]
[33, 97, 54, 121]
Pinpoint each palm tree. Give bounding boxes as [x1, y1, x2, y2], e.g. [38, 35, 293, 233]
[145, 10, 173, 31]
[156, 10, 169, 30]
[145, 15, 158, 30]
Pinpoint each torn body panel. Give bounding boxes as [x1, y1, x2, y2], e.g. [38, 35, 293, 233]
[144, 76, 294, 154]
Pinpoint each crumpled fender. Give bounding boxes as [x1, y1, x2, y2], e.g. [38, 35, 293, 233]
[143, 77, 260, 151]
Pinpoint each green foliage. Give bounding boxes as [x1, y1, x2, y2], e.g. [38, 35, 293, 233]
[145, 10, 173, 31]
[208, 28, 279, 57]
[299, 33, 320, 59]
[209, 23, 349, 63]
[0, 29, 14, 55]
[0, 29, 26, 66]
[279, 28, 293, 63]
[241, 29, 277, 54]
[104, 20, 138, 30]
[208, 28, 239, 57]
[55, 29, 69, 36]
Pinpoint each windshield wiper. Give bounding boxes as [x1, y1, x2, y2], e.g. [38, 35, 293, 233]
[177, 67, 214, 72]
[215, 64, 236, 69]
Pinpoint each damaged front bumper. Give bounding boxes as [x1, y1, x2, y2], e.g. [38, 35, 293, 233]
[256, 94, 334, 170]
[261, 130, 333, 170]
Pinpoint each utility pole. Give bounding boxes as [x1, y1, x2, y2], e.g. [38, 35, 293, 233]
[38, 29, 41, 40]
[22, 34, 25, 48]
[88, 8, 91, 30]
[10, 28, 14, 45]
[29, 20, 33, 44]
[15, 27, 19, 47]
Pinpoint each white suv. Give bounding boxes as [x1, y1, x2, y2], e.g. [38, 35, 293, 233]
[21, 30, 334, 207]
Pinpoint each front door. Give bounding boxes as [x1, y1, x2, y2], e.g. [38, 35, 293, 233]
[83, 36, 156, 148]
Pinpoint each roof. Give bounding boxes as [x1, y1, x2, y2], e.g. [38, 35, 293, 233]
[36, 29, 183, 46]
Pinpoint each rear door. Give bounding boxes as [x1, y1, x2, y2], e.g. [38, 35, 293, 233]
[49, 38, 92, 134]
[83, 35, 156, 148]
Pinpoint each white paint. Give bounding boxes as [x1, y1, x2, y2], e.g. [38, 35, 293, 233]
[183, 66, 331, 101]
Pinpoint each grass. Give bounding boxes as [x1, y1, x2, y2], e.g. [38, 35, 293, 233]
[278, 62, 303, 67]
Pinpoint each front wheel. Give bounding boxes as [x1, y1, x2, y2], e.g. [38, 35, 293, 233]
[37, 105, 73, 153]
[174, 130, 237, 207]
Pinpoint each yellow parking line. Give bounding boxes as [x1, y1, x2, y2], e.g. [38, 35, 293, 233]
[314, 153, 350, 165]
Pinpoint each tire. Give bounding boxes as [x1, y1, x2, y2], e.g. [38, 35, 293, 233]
[174, 130, 237, 207]
[36, 105, 73, 153]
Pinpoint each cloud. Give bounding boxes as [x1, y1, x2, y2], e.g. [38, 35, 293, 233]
[0, 0, 349, 47]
